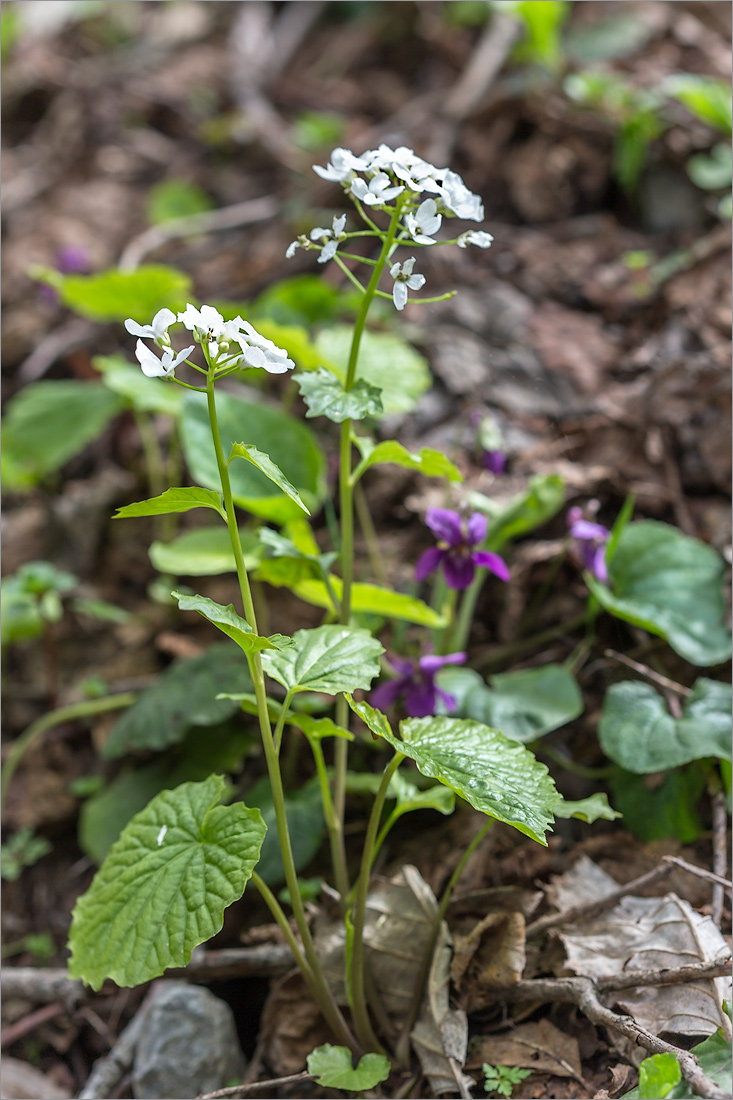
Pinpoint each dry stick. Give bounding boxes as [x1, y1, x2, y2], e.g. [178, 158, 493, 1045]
[1, 968, 85, 1009]
[168, 943, 295, 981]
[0, 1001, 64, 1048]
[662, 855, 733, 894]
[603, 649, 693, 696]
[198, 1072, 315, 1100]
[710, 791, 729, 926]
[17, 317, 97, 383]
[488, 976, 729, 1100]
[596, 957, 732, 993]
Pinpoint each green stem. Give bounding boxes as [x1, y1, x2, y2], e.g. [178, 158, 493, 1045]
[372, 808, 401, 866]
[273, 688, 295, 754]
[310, 737, 350, 902]
[349, 753, 403, 1053]
[2, 694, 136, 801]
[251, 871, 313, 981]
[437, 587, 458, 655]
[451, 568, 484, 653]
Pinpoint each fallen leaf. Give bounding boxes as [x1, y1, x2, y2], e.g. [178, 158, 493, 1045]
[451, 911, 526, 1012]
[411, 922, 474, 1097]
[468, 1018, 583, 1083]
[257, 970, 329, 1077]
[0, 1058, 72, 1100]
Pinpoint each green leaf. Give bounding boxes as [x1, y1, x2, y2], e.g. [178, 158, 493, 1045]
[245, 777, 324, 886]
[220, 692, 353, 743]
[565, 11, 651, 63]
[291, 577, 447, 628]
[307, 1044, 391, 1092]
[228, 442, 310, 515]
[94, 354, 183, 416]
[32, 263, 192, 323]
[295, 368, 383, 423]
[589, 521, 732, 666]
[665, 75, 732, 136]
[388, 770, 455, 818]
[173, 592, 290, 656]
[181, 391, 326, 523]
[261, 624, 383, 696]
[250, 275, 350, 327]
[469, 474, 565, 550]
[146, 179, 213, 225]
[436, 664, 583, 742]
[638, 1053, 681, 1099]
[623, 1029, 733, 1098]
[353, 438, 462, 482]
[2, 381, 124, 489]
[149, 526, 261, 576]
[68, 776, 266, 989]
[103, 645, 252, 758]
[553, 793, 622, 823]
[513, 0, 570, 71]
[345, 696, 395, 741]
[609, 765, 705, 844]
[347, 705, 558, 844]
[115, 487, 226, 522]
[687, 143, 733, 190]
[599, 679, 732, 773]
[0, 827, 52, 881]
[316, 326, 430, 417]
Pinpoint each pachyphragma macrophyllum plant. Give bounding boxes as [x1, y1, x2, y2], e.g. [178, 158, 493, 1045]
[67, 144, 571, 1082]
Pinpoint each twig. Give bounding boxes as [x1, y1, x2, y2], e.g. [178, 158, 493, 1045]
[488, 976, 729, 1100]
[525, 864, 675, 939]
[596, 957, 732, 992]
[198, 1071, 314, 1099]
[711, 791, 729, 926]
[17, 318, 97, 383]
[1, 968, 85, 1010]
[0, 1002, 64, 1048]
[663, 856, 733, 894]
[603, 650, 693, 697]
[77, 984, 162, 1100]
[168, 943, 294, 981]
[118, 196, 279, 271]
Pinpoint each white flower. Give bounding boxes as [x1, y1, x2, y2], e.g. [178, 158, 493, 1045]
[124, 308, 176, 347]
[234, 320, 295, 374]
[350, 172, 404, 206]
[456, 230, 494, 249]
[177, 303, 226, 338]
[313, 147, 370, 182]
[135, 339, 194, 378]
[285, 240, 300, 259]
[437, 170, 484, 221]
[309, 213, 347, 264]
[404, 198, 443, 244]
[389, 257, 426, 311]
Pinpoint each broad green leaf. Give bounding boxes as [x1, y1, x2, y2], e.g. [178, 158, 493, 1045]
[388, 770, 455, 818]
[250, 274, 355, 327]
[599, 679, 732, 773]
[115, 487, 226, 522]
[68, 776, 265, 989]
[353, 439, 462, 483]
[219, 692, 353, 742]
[146, 179, 213, 225]
[307, 1044, 391, 1092]
[103, 645, 252, 758]
[2, 381, 124, 488]
[469, 474, 565, 550]
[623, 1029, 732, 1098]
[589, 521, 732, 666]
[609, 765, 705, 844]
[513, 0, 570, 71]
[181, 391, 326, 522]
[32, 263, 192, 323]
[245, 777, 323, 886]
[94, 354, 183, 417]
[292, 577, 447, 628]
[437, 664, 583, 742]
[348, 703, 558, 844]
[294, 368, 383, 423]
[553, 793, 621, 823]
[316, 326, 430, 417]
[173, 592, 290, 656]
[0, 578, 43, 645]
[229, 442, 310, 515]
[80, 723, 252, 863]
[261, 624, 383, 696]
[638, 1053, 681, 1099]
[149, 526, 262, 576]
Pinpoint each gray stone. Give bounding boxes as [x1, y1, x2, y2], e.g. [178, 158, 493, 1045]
[132, 983, 245, 1100]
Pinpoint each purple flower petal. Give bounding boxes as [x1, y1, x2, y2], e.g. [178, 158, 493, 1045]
[566, 506, 584, 527]
[472, 550, 510, 582]
[391, 656, 416, 678]
[483, 450, 506, 475]
[419, 652, 467, 673]
[570, 519, 610, 542]
[465, 512, 488, 547]
[435, 687, 457, 713]
[590, 545, 608, 583]
[405, 678, 437, 718]
[415, 545, 444, 582]
[442, 551, 475, 589]
[370, 677, 408, 711]
[425, 508, 463, 547]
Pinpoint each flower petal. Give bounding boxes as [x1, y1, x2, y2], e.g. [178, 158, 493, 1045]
[425, 507, 463, 547]
[370, 677, 407, 711]
[472, 550, 510, 582]
[415, 546, 444, 582]
[465, 512, 488, 547]
[570, 519, 609, 542]
[419, 652, 466, 674]
[442, 551, 475, 590]
[393, 282, 408, 311]
[405, 678, 437, 718]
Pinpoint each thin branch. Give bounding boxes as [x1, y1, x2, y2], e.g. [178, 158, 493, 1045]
[663, 856, 733, 894]
[711, 791, 729, 926]
[525, 864, 675, 938]
[603, 649, 693, 696]
[198, 1072, 314, 1099]
[596, 957, 732, 992]
[1, 968, 85, 1009]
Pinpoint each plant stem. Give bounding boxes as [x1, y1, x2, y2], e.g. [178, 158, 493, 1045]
[273, 688, 295, 754]
[251, 871, 313, 981]
[451, 569, 483, 653]
[310, 737, 350, 902]
[354, 482, 387, 586]
[349, 752, 403, 1054]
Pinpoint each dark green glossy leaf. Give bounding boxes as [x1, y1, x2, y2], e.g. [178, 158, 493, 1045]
[261, 624, 383, 695]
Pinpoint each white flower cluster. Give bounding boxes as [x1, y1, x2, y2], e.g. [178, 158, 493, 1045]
[124, 305, 295, 378]
[286, 214, 346, 263]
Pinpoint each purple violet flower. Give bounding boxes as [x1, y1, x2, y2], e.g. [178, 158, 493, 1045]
[415, 508, 510, 590]
[567, 506, 610, 583]
[370, 652, 467, 718]
[482, 449, 506, 475]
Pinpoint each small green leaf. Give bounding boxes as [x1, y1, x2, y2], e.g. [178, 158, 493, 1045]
[353, 438, 462, 482]
[553, 793, 621, 823]
[173, 592, 290, 657]
[291, 577, 447, 628]
[250, 275, 351, 327]
[316, 326, 430, 417]
[149, 526, 262, 576]
[94, 354, 183, 417]
[229, 442, 310, 515]
[344, 695, 395, 740]
[599, 679, 732, 773]
[591, 521, 732, 667]
[665, 75, 732, 136]
[68, 776, 266, 989]
[389, 770, 456, 818]
[261, 624, 383, 695]
[220, 692, 353, 742]
[32, 263, 192, 323]
[687, 143, 733, 190]
[146, 179, 213, 225]
[115, 487, 226, 521]
[638, 1053, 682, 1099]
[295, 368, 383, 423]
[307, 1044, 391, 1092]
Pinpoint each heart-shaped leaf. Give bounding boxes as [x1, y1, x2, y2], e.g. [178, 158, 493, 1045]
[68, 776, 266, 989]
[306, 1044, 391, 1091]
[173, 592, 291, 656]
[295, 368, 383, 423]
[599, 678, 732, 773]
[229, 442, 310, 515]
[261, 624, 383, 695]
[115, 487, 226, 521]
[352, 439, 462, 483]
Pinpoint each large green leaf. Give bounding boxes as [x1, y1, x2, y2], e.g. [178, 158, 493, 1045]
[469, 474, 565, 550]
[609, 766, 705, 844]
[173, 592, 291, 657]
[316, 326, 430, 417]
[34, 263, 192, 323]
[228, 442, 310, 515]
[353, 439, 462, 483]
[115, 487, 226, 522]
[181, 391, 326, 523]
[623, 1029, 732, 1099]
[93, 354, 183, 417]
[291, 577, 446, 628]
[436, 664, 583, 742]
[588, 521, 731, 666]
[307, 1045, 391, 1092]
[599, 679, 732, 773]
[347, 701, 558, 844]
[149, 526, 261, 576]
[295, 368, 383, 423]
[245, 777, 324, 886]
[68, 776, 265, 989]
[261, 624, 383, 696]
[103, 645, 252, 758]
[2, 381, 125, 489]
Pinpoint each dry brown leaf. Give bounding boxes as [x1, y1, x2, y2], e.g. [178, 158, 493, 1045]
[468, 1018, 583, 1083]
[257, 970, 329, 1077]
[451, 911, 526, 1013]
[411, 922, 474, 1098]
